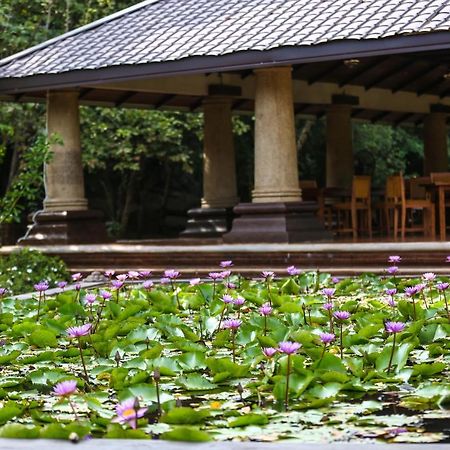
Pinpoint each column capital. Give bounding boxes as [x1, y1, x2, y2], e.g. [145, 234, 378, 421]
[202, 96, 234, 107]
[429, 104, 450, 114]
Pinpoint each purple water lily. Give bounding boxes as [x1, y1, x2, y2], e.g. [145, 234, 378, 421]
[53, 380, 77, 397]
[286, 265, 301, 276]
[112, 398, 147, 429]
[223, 319, 242, 362]
[278, 341, 301, 355]
[385, 321, 405, 374]
[220, 260, 233, 268]
[333, 310, 351, 321]
[322, 288, 336, 299]
[262, 347, 277, 358]
[143, 280, 154, 290]
[67, 324, 91, 382]
[333, 311, 350, 358]
[319, 332, 336, 344]
[67, 323, 92, 338]
[259, 303, 273, 316]
[164, 269, 180, 280]
[386, 266, 399, 275]
[388, 255, 401, 263]
[278, 341, 301, 408]
[385, 321, 405, 334]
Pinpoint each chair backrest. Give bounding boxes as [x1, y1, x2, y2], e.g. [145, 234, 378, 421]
[352, 176, 371, 205]
[385, 174, 404, 204]
[299, 180, 318, 189]
[430, 172, 450, 185]
[409, 177, 430, 200]
[299, 179, 318, 201]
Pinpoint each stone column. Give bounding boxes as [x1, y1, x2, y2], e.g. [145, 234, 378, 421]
[180, 95, 239, 238]
[18, 90, 108, 245]
[252, 67, 301, 203]
[224, 66, 331, 243]
[424, 111, 448, 175]
[44, 90, 88, 211]
[326, 103, 354, 189]
[201, 97, 239, 208]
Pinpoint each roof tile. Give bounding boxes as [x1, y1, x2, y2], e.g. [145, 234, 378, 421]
[1, 0, 450, 78]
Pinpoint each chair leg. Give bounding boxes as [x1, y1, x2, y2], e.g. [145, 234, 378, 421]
[424, 206, 436, 240]
[384, 207, 390, 237]
[368, 207, 372, 239]
[351, 207, 357, 240]
[401, 206, 406, 241]
[393, 208, 399, 241]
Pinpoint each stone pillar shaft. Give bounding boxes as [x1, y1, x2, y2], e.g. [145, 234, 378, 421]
[201, 97, 238, 208]
[424, 112, 448, 175]
[44, 90, 88, 211]
[252, 67, 301, 203]
[326, 104, 353, 189]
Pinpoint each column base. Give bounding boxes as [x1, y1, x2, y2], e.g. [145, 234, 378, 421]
[223, 201, 332, 243]
[180, 207, 234, 238]
[18, 210, 110, 245]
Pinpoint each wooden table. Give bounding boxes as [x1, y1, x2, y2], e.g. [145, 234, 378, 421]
[432, 181, 450, 240]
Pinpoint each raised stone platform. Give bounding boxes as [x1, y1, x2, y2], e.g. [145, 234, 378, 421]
[3, 240, 450, 276]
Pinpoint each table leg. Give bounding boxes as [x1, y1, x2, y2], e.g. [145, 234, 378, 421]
[439, 187, 446, 240]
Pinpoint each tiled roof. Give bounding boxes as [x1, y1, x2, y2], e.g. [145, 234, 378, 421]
[1, 0, 450, 79]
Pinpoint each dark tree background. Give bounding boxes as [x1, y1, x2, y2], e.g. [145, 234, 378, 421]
[0, 1, 433, 240]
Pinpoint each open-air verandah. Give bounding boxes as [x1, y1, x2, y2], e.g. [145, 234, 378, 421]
[2, 1, 450, 273]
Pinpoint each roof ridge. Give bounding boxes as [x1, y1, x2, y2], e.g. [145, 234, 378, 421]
[0, 0, 161, 68]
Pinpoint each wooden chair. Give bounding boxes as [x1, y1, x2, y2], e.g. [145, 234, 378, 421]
[379, 175, 403, 238]
[430, 172, 450, 238]
[384, 174, 435, 240]
[333, 176, 372, 240]
[299, 180, 318, 202]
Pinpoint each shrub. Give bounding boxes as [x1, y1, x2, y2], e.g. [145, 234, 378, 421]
[0, 248, 68, 295]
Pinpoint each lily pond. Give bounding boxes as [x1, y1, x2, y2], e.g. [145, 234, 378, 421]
[0, 261, 449, 443]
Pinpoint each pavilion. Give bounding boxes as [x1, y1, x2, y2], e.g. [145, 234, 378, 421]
[1, 0, 450, 248]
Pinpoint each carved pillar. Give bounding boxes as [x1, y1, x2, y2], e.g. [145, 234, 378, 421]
[224, 67, 330, 243]
[326, 100, 354, 189]
[44, 91, 88, 211]
[19, 90, 108, 245]
[181, 92, 239, 238]
[424, 108, 448, 175]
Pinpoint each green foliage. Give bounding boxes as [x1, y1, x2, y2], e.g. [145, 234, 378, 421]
[0, 135, 53, 225]
[0, 248, 68, 294]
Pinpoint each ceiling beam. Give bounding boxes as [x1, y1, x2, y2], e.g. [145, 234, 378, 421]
[351, 109, 366, 119]
[154, 93, 175, 109]
[390, 63, 434, 93]
[232, 99, 247, 110]
[190, 97, 204, 112]
[294, 103, 309, 115]
[291, 64, 305, 79]
[78, 88, 94, 99]
[307, 61, 342, 85]
[114, 90, 136, 107]
[364, 59, 416, 91]
[371, 110, 390, 123]
[240, 70, 253, 79]
[393, 112, 415, 126]
[417, 73, 449, 96]
[338, 58, 382, 87]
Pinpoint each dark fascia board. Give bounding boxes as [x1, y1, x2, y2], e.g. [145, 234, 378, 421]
[2, 31, 450, 94]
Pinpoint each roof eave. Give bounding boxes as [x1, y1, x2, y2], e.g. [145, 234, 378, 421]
[1, 31, 450, 94]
